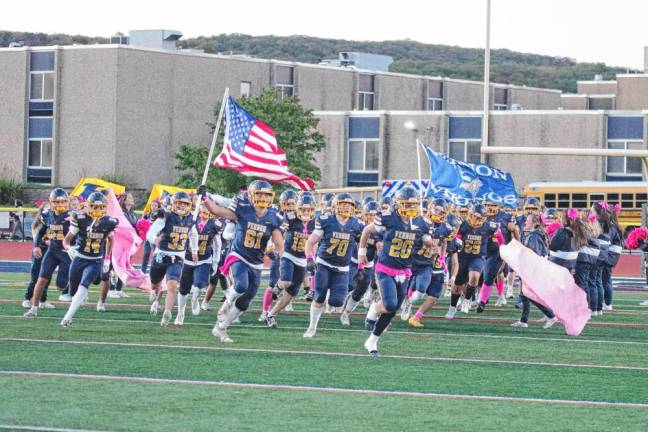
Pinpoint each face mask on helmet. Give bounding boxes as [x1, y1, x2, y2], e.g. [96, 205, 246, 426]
[172, 196, 192, 216]
[281, 199, 297, 213]
[428, 205, 447, 223]
[397, 199, 420, 218]
[336, 201, 355, 218]
[88, 202, 106, 219]
[485, 203, 499, 217]
[458, 208, 469, 219]
[468, 213, 485, 228]
[51, 198, 69, 214]
[298, 204, 315, 221]
[252, 191, 274, 209]
[524, 206, 540, 216]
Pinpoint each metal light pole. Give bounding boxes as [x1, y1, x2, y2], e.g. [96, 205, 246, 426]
[482, 0, 492, 160]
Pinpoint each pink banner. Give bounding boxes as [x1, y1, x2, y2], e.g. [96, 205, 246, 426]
[500, 240, 590, 336]
[107, 191, 152, 292]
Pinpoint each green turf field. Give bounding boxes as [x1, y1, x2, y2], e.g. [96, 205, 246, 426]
[1, 272, 648, 431]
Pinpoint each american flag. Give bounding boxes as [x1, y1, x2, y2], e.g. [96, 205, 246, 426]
[213, 97, 314, 191]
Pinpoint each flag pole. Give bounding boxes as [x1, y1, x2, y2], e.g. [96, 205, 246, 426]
[201, 87, 230, 186]
[416, 137, 424, 214]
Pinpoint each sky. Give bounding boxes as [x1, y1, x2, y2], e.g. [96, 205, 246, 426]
[2, 0, 647, 69]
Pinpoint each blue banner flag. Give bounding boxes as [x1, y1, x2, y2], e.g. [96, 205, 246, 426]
[422, 147, 518, 207]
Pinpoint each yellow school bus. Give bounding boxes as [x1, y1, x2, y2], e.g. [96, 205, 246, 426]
[523, 181, 647, 234]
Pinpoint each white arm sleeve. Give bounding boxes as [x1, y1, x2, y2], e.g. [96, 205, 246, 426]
[188, 226, 199, 253]
[207, 193, 233, 208]
[223, 222, 236, 241]
[212, 234, 222, 262]
[146, 218, 165, 244]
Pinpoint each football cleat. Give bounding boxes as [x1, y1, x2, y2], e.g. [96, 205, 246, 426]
[23, 308, 37, 318]
[58, 294, 72, 302]
[285, 302, 294, 312]
[96, 302, 106, 312]
[148, 290, 157, 303]
[149, 300, 160, 315]
[603, 304, 613, 311]
[303, 327, 317, 338]
[495, 296, 507, 307]
[22, 300, 32, 308]
[107, 291, 121, 299]
[476, 302, 486, 314]
[460, 298, 471, 314]
[174, 311, 185, 326]
[201, 300, 212, 311]
[60, 318, 72, 327]
[400, 300, 412, 321]
[258, 311, 268, 322]
[543, 317, 558, 329]
[160, 311, 172, 327]
[304, 290, 314, 302]
[39, 301, 55, 309]
[364, 337, 379, 358]
[212, 324, 233, 343]
[266, 315, 277, 328]
[445, 306, 457, 319]
[408, 316, 424, 328]
[340, 310, 350, 326]
[511, 321, 528, 328]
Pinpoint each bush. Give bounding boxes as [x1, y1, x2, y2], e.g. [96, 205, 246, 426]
[0, 178, 25, 205]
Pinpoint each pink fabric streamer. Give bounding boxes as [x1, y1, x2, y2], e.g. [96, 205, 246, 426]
[500, 240, 590, 336]
[546, 221, 562, 238]
[375, 262, 412, 278]
[106, 190, 152, 292]
[219, 253, 240, 276]
[135, 218, 151, 241]
[493, 230, 505, 246]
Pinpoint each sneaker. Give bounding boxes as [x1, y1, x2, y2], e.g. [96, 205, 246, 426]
[96, 302, 106, 312]
[212, 324, 233, 343]
[476, 302, 486, 314]
[603, 304, 613, 311]
[460, 298, 471, 314]
[149, 300, 160, 315]
[258, 311, 268, 322]
[400, 300, 412, 321]
[174, 311, 185, 326]
[107, 291, 120, 299]
[495, 295, 507, 306]
[39, 301, 55, 309]
[23, 308, 38, 318]
[543, 317, 558, 329]
[201, 300, 212, 311]
[304, 290, 314, 302]
[364, 337, 379, 358]
[445, 306, 457, 319]
[511, 321, 528, 328]
[58, 294, 72, 302]
[303, 327, 317, 338]
[60, 318, 72, 327]
[408, 316, 424, 328]
[22, 300, 32, 308]
[160, 311, 172, 327]
[266, 314, 277, 328]
[340, 310, 350, 326]
[285, 302, 294, 312]
[364, 318, 376, 332]
[640, 300, 648, 306]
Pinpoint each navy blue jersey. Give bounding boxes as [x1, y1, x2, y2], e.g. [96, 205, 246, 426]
[229, 193, 282, 265]
[458, 220, 498, 259]
[186, 218, 221, 261]
[315, 214, 364, 268]
[366, 231, 383, 263]
[376, 211, 430, 270]
[40, 210, 70, 252]
[412, 221, 451, 268]
[157, 211, 196, 254]
[494, 211, 514, 242]
[282, 214, 315, 259]
[71, 213, 119, 259]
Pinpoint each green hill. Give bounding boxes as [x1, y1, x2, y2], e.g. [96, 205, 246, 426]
[1, 30, 633, 93]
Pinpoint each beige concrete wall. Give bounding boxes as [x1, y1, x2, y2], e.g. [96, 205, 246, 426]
[312, 113, 347, 188]
[297, 66, 354, 111]
[616, 76, 648, 110]
[509, 87, 561, 109]
[0, 51, 28, 180]
[376, 75, 425, 111]
[561, 95, 588, 110]
[577, 81, 617, 95]
[445, 80, 483, 110]
[488, 112, 606, 188]
[56, 49, 119, 187]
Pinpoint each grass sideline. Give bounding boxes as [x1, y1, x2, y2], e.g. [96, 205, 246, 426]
[1, 272, 648, 431]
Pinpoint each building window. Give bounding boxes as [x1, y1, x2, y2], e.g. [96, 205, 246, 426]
[240, 81, 251, 97]
[275, 66, 294, 100]
[607, 140, 643, 176]
[28, 139, 53, 169]
[348, 139, 379, 172]
[30, 72, 54, 101]
[358, 74, 375, 110]
[493, 87, 508, 110]
[448, 140, 481, 163]
[427, 80, 443, 111]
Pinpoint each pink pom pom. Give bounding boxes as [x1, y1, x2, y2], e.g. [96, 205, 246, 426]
[614, 203, 622, 215]
[567, 208, 579, 221]
[546, 221, 562, 237]
[588, 212, 597, 223]
[494, 230, 505, 246]
[598, 201, 610, 210]
[626, 227, 648, 250]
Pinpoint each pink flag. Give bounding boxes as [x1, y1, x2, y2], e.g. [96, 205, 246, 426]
[500, 240, 590, 336]
[107, 190, 152, 292]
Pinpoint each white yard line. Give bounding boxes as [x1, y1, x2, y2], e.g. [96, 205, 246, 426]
[0, 424, 111, 432]
[2, 313, 648, 346]
[1, 370, 646, 409]
[3, 337, 647, 372]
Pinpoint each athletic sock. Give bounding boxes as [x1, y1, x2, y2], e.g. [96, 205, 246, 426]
[373, 312, 395, 336]
[450, 293, 461, 307]
[262, 287, 273, 312]
[177, 294, 187, 314]
[63, 285, 87, 321]
[366, 302, 379, 321]
[479, 284, 494, 304]
[344, 297, 359, 312]
[223, 306, 243, 328]
[410, 291, 425, 304]
[465, 284, 476, 300]
[308, 303, 324, 330]
[496, 280, 505, 296]
[414, 310, 424, 320]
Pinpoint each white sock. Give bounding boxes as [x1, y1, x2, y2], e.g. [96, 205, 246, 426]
[367, 333, 379, 344]
[225, 287, 243, 305]
[367, 302, 379, 321]
[177, 294, 187, 314]
[190, 285, 200, 302]
[63, 285, 88, 321]
[223, 306, 243, 328]
[308, 303, 324, 330]
[411, 291, 425, 304]
[344, 297, 359, 312]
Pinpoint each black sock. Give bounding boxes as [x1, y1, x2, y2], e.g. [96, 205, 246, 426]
[465, 284, 476, 299]
[373, 312, 395, 336]
[451, 293, 461, 307]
